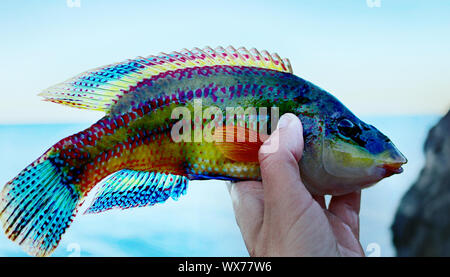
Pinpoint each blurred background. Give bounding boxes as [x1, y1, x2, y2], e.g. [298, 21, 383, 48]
[0, 0, 449, 256]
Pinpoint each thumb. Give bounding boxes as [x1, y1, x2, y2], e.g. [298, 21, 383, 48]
[258, 113, 311, 208]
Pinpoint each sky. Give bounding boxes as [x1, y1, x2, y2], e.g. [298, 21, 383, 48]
[0, 0, 449, 124]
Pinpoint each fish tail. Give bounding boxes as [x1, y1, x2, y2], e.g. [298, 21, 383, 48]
[0, 151, 83, 257]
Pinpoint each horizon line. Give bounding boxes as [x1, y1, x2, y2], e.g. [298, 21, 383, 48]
[0, 113, 445, 126]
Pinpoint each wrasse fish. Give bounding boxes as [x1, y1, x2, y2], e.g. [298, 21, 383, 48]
[0, 46, 407, 256]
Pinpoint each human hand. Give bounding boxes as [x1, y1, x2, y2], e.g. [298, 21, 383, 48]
[227, 113, 364, 257]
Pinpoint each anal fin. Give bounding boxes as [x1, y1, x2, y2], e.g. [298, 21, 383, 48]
[85, 170, 188, 214]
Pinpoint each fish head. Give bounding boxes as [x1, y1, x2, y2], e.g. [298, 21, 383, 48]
[296, 87, 407, 195]
[324, 114, 406, 173]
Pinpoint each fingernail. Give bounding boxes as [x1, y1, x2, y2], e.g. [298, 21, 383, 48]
[277, 114, 292, 130]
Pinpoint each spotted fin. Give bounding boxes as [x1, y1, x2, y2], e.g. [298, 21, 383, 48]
[84, 170, 188, 214]
[39, 46, 293, 112]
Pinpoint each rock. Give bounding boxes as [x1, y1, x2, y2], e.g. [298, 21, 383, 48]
[392, 110, 450, 256]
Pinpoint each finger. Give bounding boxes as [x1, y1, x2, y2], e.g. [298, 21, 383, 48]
[227, 181, 264, 243]
[328, 190, 361, 239]
[258, 113, 311, 210]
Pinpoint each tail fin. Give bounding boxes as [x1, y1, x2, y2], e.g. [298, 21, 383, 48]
[0, 154, 82, 257]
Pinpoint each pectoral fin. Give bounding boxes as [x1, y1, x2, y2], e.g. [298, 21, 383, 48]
[213, 125, 268, 163]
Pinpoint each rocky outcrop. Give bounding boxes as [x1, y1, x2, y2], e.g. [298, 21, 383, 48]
[392, 110, 450, 256]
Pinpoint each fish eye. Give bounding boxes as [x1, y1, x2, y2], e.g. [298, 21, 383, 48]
[337, 119, 360, 139]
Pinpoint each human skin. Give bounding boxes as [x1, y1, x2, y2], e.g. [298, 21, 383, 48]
[227, 113, 365, 257]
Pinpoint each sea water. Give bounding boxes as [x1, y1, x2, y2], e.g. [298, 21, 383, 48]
[0, 115, 440, 257]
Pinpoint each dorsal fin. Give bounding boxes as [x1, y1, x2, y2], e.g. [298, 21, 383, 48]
[38, 46, 293, 112]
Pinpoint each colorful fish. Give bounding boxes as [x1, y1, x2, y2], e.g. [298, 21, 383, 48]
[0, 46, 406, 256]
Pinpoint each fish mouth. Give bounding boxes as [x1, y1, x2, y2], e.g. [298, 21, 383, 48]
[380, 162, 404, 177]
[378, 142, 407, 177]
